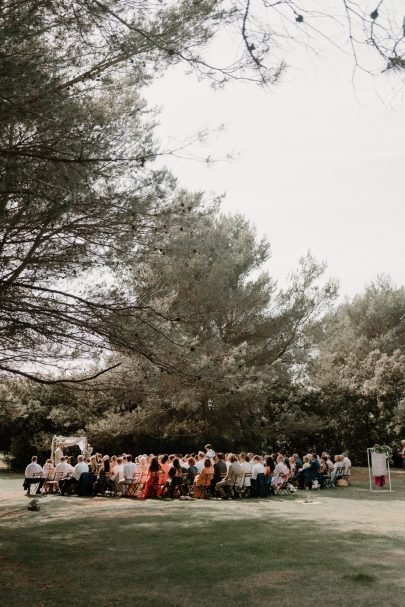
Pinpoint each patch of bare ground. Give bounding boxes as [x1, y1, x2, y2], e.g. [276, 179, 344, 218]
[1, 468, 405, 539]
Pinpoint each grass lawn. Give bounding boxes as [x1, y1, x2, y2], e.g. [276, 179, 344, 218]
[1, 468, 405, 607]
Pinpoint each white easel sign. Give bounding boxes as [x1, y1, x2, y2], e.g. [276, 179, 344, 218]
[367, 448, 392, 492]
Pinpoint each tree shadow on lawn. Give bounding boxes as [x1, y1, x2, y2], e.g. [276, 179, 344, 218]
[1, 503, 405, 607]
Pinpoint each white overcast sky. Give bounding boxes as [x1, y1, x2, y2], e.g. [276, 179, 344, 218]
[146, 17, 405, 300]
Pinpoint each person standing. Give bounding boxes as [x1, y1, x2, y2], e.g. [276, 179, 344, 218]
[205, 444, 215, 459]
[54, 442, 64, 465]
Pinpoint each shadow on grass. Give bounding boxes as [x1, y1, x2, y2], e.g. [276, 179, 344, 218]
[1, 502, 405, 607]
[343, 572, 377, 584]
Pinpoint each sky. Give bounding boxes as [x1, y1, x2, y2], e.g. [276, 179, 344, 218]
[146, 18, 405, 300]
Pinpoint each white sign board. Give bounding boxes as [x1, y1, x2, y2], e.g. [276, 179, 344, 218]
[367, 448, 392, 492]
[371, 452, 388, 477]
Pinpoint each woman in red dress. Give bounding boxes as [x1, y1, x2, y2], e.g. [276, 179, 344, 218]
[141, 457, 163, 499]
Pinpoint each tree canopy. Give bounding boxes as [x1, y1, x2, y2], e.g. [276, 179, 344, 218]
[1, 1, 405, 463]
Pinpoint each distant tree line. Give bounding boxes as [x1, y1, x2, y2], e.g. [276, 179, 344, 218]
[2, 238, 404, 466]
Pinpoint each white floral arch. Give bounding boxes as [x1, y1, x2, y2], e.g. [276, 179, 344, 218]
[51, 435, 91, 464]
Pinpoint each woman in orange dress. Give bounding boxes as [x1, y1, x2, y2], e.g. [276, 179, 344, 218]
[193, 458, 214, 498]
[159, 454, 171, 483]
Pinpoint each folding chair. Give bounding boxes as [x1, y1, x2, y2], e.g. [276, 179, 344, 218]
[324, 467, 344, 488]
[243, 472, 252, 496]
[166, 475, 184, 498]
[27, 472, 43, 495]
[94, 472, 115, 496]
[194, 475, 213, 499]
[182, 473, 193, 497]
[126, 472, 143, 498]
[323, 474, 333, 488]
[239, 472, 252, 498]
[135, 472, 149, 497]
[211, 471, 228, 498]
[273, 474, 290, 495]
[44, 471, 64, 494]
[231, 474, 244, 498]
[171, 473, 192, 498]
[77, 472, 94, 496]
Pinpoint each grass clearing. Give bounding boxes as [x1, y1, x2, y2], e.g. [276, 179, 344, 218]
[1, 469, 405, 607]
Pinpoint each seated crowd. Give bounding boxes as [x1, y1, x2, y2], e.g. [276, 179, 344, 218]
[23, 443, 352, 499]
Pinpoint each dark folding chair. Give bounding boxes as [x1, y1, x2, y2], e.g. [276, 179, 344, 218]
[77, 472, 94, 496]
[273, 474, 290, 495]
[25, 472, 44, 495]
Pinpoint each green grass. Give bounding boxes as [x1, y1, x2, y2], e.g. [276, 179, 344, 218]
[321, 471, 405, 501]
[1, 470, 405, 607]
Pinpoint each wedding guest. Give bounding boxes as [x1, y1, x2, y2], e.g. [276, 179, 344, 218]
[141, 457, 163, 499]
[23, 456, 45, 495]
[215, 454, 241, 499]
[251, 455, 266, 497]
[194, 458, 214, 498]
[167, 458, 183, 498]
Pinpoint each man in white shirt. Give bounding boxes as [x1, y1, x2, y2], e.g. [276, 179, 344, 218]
[23, 456, 45, 495]
[60, 455, 89, 495]
[122, 454, 138, 495]
[205, 444, 215, 459]
[56, 456, 73, 479]
[123, 454, 138, 480]
[110, 457, 121, 479]
[195, 452, 206, 473]
[111, 456, 126, 493]
[251, 456, 265, 480]
[342, 453, 352, 475]
[180, 456, 190, 469]
[72, 455, 90, 481]
[65, 459, 75, 475]
[239, 453, 252, 488]
[251, 455, 266, 497]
